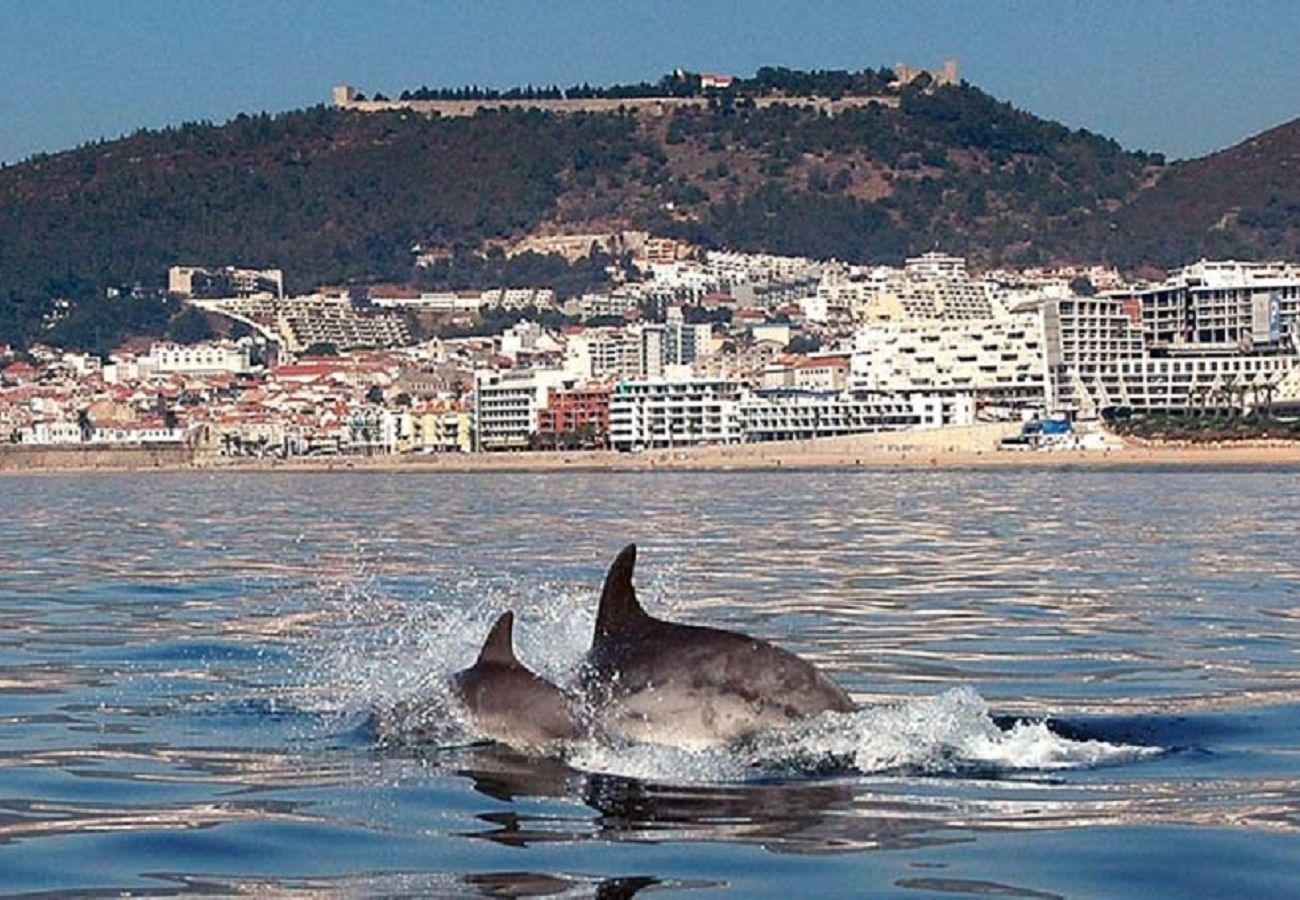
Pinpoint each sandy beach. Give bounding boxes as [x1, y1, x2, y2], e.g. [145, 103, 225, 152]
[7, 423, 1300, 474]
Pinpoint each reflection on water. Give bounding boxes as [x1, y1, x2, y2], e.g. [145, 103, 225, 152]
[1, 470, 1299, 895]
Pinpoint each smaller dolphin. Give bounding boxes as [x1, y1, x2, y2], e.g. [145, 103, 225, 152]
[582, 544, 856, 748]
[452, 611, 582, 750]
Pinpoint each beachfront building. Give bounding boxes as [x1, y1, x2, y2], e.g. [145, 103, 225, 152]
[1040, 295, 1300, 416]
[851, 314, 1048, 416]
[472, 367, 575, 451]
[1107, 259, 1300, 350]
[21, 420, 187, 445]
[735, 389, 927, 442]
[536, 384, 612, 449]
[413, 403, 473, 453]
[609, 377, 743, 451]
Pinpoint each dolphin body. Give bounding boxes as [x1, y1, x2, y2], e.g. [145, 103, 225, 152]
[581, 544, 855, 748]
[451, 611, 583, 750]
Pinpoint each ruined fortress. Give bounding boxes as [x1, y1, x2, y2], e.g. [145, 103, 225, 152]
[331, 84, 900, 118]
[331, 62, 957, 119]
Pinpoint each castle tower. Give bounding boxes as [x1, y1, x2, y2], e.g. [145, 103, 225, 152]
[332, 84, 357, 107]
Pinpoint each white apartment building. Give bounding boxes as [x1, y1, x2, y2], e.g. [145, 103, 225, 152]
[565, 328, 643, 380]
[144, 341, 253, 376]
[1107, 259, 1300, 349]
[1041, 295, 1300, 416]
[564, 322, 701, 380]
[609, 377, 743, 450]
[194, 294, 411, 352]
[481, 288, 558, 311]
[473, 367, 573, 451]
[370, 290, 484, 313]
[736, 389, 928, 441]
[499, 321, 563, 361]
[577, 292, 640, 319]
[704, 250, 821, 284]
[819, 254, 1000, 324]
[851, 314, 1048, 411]
[760, 355, 851, 391]
[904, 251, 968, 280]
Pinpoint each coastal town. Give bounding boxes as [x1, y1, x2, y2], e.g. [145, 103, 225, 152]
[4, 236, 1300, 464]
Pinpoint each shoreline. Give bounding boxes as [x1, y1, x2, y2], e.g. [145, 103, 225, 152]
[7, 437, 1300, 475]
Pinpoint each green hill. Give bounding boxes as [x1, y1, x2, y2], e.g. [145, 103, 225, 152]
[2, 67, 1295, 350]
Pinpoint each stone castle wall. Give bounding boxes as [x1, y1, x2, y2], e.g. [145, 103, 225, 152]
[336, 94, 898, 118]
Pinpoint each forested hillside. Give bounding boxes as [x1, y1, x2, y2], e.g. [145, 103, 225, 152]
[2, 67, 1297, 350]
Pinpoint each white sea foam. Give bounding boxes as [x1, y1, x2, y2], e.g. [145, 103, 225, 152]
[566, 687, 1159, 783]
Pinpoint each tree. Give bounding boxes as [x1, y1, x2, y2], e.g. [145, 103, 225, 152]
[1068, 276, 1097, 296]
[166, 307, 217, 343]
[786, 334, 822, 354]
[76, 408, 94, 443]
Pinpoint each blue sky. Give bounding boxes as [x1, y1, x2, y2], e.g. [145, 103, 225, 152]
[2, 0, 1298, 165]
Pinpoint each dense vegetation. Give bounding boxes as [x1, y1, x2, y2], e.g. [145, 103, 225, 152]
[2, 66, 1298, 351]
[1109, 411, 1300, 442]
[390, 65, 899, 102]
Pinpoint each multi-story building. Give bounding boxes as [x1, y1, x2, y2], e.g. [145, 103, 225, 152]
[144, 341, 253, 376]
[564, 324, 675, 380]
[472, 368, 573, 451]
[760, 355, 851, 391]
[664, 308, 713, 366]
[576, 292, 641, 319]
[1040, 295, 1300, 416]
[414, 404, 472, 453]
[1107, 259, 1300, 350]
[736, 389, 927, 441]
[536, 384, 611, 448]
[851, 314, 1048, 412]
[609, 377, 743, 450]
[565, 328, 640, 380]
[194, 294, 411, 352]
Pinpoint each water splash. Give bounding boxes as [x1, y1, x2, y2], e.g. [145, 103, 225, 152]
[566, 687, 1159, 783]
[295, 573, 1160, 783]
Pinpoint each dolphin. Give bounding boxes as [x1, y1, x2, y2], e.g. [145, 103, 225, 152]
[451, 611, 583, 751]
[581, 544, 855, 748]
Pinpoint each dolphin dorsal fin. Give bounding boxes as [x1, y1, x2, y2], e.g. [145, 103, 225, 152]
[595, 544, 652, 636]
[476, 611, 520, 667]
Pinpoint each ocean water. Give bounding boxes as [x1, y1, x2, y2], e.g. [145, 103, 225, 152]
[1, 468, 1298, 898]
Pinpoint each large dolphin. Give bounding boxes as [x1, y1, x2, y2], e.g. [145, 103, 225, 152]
[452, 611, 582, 750]
[582, 544, 855, 748]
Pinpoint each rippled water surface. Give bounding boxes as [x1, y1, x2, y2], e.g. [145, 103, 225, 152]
[2, 469, 1299, 897]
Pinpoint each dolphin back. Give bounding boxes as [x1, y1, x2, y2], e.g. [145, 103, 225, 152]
[584, 544, 856, 747]
[452, 611, 582, 749]
[475, 611, 521, 667]
[595, 543, 653, 639]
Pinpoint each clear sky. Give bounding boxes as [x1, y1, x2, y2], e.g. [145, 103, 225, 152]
[2, 0, 1298, 165]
